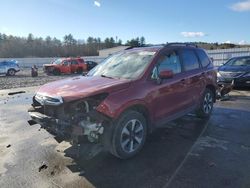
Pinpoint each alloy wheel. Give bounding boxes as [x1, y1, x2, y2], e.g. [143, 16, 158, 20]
[203, 92, 213, 114]
[9, 70, 15, 76]
[120, 119, 144, 153]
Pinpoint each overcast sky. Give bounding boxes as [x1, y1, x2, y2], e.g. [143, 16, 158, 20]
[0, 0, 250, 44]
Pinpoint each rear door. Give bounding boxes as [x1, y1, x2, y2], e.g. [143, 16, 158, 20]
[179, 48, 204, 105]
[70, 60, 79, 73]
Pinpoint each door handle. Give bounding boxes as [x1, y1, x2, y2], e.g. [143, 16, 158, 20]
[180, 79, 186, 84]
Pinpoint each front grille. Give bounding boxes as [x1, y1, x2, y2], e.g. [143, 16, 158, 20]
[220, 71, 243, 78]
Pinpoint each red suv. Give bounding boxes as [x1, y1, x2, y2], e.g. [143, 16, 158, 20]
[28, 43, 217, 159]
[43, 57, 87, 75]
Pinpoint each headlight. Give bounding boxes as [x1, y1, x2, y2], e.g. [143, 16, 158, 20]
[217, 71, 225, 82]
[217, 72, 222, 78]
[35, 93, 63, 106]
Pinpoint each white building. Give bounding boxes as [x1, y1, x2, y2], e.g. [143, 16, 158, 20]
[98, 46, 130, 57]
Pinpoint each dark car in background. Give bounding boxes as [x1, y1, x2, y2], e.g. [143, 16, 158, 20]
[85, 61, 98, 71]
[0, 60, 20, 76]
[217, 56, 250, 87]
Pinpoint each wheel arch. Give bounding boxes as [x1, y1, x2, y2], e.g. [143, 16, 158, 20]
[7, 68, 16, 76]
[53, 67, 61, 75]
[117, 104, 153, 134]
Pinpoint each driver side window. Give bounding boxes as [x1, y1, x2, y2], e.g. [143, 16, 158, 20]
[151, 51, 182, 79]
[63, 61, 70, 66]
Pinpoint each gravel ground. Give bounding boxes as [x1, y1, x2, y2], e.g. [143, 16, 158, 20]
[0, 68, 78, 90]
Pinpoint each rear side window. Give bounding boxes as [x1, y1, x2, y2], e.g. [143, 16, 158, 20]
[181, 49, 200, 71]
[196, 49, 210, 67]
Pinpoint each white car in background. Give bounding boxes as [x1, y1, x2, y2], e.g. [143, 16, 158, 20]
[0, 60, 20, 76]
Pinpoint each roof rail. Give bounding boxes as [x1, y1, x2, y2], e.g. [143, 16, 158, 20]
[165, 42, 198, 48]
[125, 44, 164, 50]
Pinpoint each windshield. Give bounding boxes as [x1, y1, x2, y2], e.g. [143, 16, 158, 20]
[87, 50, 156, 79]
[52, 59, 63, 65]
[225, 57, 250, 66]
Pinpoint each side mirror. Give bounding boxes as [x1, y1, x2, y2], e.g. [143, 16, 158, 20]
[159, 69, 174, 79]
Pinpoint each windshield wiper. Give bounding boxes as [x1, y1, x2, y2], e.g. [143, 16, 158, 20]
[101, 74, 114, 79]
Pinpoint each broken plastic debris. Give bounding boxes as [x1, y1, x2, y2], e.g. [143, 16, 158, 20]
[39, 162, 48, 172]
[8, 91, 25, 96]
[28, 120, 37, 126]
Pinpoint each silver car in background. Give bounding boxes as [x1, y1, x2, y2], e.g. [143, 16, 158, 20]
[0, 60, 20, 76]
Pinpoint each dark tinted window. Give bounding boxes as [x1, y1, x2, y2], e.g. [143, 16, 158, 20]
[63, 61, 70, 66]
[226, 57, 250, 66]
[151, 51, 181, 79]
[196, 49, 210, 67]
[71, 61, 78, 65]
[181, 49, 200, 71]
[1, 61, 9, 65]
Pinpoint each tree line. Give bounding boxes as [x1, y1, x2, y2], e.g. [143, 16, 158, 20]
[0, 33, 146, 58]
[0, 33, 249, 58]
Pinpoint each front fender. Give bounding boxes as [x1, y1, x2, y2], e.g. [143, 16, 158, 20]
[96, 97, 149, 120]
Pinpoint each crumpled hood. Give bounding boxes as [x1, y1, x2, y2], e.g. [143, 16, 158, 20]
[36, 76, 131, 102]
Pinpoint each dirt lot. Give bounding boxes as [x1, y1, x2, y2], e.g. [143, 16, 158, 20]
[0, 86, 250, 188]
[0, 68, 76, 90]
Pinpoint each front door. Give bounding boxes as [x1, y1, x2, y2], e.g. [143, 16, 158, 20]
[61, 61, 71, 74]
[149, 50, 191, 122]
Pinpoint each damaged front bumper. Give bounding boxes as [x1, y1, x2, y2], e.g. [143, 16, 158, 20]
[28, 109, 71, 135]
[28, 95, 110, 145]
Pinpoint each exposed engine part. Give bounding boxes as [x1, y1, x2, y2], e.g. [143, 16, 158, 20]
[217, 80, 234, 99]
[79, 120, 104, 142]
[83, 101, 90, 121]
[30, 94, 109, 145]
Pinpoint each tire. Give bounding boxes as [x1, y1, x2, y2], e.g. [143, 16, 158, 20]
[7, 69, 16, 76]
[110, 110, 147, 159]
[196, 88, 214, 118]
[53, 69, 60, 75]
